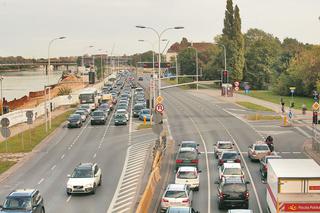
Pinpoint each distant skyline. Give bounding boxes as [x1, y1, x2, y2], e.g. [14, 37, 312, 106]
[0, 0, 320, 58]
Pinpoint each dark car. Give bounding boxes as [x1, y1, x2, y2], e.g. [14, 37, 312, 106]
[179, 141, 200, 154]
[0, 189, 45, 213]
[175, 147, 199, 170]
[215, 177, 250, 210]
[218, 151, 241, 166]
[68, 114, 82, 128]
[138, 76, 143, 81]
[133, 103, 145, 117]
[91, 110, 107, 125]
[98, 103, 110, 115]
[259, 155, 282, 179]
[114, 113, 127, 126]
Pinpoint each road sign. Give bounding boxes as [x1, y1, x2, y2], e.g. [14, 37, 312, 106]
[26, 110, 33, 119]
[290, 87, 296, 93]
[1, 118, 9, 127]
[234, 81, 240, 87]
[1, 127, 10, 138]
[313, 102, 320, 111]
[244, 85, 250, 90]
[155, 103, 164, 113]
[156, 96, 163, 104]
[288, 111, 293, 119]
[234, 87, 239, 91]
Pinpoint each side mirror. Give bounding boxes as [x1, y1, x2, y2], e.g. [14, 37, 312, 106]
[67, 174, 71, 178]
[246, 181, 250, 184]
[198, 170, 202, 173]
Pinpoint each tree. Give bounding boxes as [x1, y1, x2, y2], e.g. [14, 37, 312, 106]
[177, 48, 196, 76]
[223, 0, 234, 39]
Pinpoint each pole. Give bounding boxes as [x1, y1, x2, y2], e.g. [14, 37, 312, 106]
[158, 36, 161, 97]
[0, 76, 3, 115]
[100, 54, 103, 80]
[196, 49, 199, 90]
[48, 87, 51, 129]
[44, 86, 48, 132]
[175, 55, 178, 84]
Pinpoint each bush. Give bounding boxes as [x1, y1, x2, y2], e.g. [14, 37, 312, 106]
[57, 87, 72, 96]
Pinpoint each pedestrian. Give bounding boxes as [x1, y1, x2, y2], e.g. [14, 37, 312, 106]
[302, 104, 307, 115]
[280, 98, 285, 113]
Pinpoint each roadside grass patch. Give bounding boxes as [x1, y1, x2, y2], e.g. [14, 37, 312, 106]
[246, 114, 282, 121]
[0, 109, 74, 153]
[137, 123, 152, 130]
[0, 161, 15, 175]
[236, 101, 274, 112]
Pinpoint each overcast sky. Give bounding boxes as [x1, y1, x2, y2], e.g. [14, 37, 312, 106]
[0, 0, 320, 58]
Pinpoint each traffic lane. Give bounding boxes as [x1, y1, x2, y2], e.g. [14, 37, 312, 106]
[165, 90, 261, 213]
[0, 119, 87, 198]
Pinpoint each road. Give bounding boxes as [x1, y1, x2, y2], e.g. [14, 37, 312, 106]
[149, 80, 309, 213]
[0, 87, 156, 213]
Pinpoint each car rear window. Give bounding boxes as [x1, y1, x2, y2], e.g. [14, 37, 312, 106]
[178, 151, 197, 160]
[219, 143, 233, 149]
[134, 105, 144, 110]
[223, 183, 246, 193]
[224, 168, 242, 176]
[222, 152, 237, 159]
[255, 145, 269, 151]
[164, 190, 187, 198]
[177, 171, 197, 179]
[93, 112, 104, 116]
[181, 143, 196, 149]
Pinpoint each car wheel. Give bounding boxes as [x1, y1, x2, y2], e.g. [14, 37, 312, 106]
[66, 191, 71, 196]
[195, 186, 199, 191]
[218, 202, 224, 210]
[41, 207, 45, 213]
[92, 183, 96, 194]
[99, 175, 102, 186]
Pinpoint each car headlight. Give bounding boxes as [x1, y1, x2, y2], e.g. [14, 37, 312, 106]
[85, 183, 93, 188]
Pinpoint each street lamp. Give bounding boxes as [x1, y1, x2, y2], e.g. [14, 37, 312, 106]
[188, 46, 199, 90]
[97, 49, 107, 80]
[0, 76, 3, 115]
[46, 36, 66, 131]
[136, 25, 184, 97]
[82, 45, 94, 67]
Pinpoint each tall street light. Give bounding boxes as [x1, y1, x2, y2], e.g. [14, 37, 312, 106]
[136, 25, 184, 97]
[46, 36, 66, 132]
[0, 76, 3, 115]
[188, 46, 199, 90]
[82, 45, 94, 67]
[97, 49, 107, 80]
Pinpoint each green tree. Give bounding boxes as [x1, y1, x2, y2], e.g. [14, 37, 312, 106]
[177, 48, 196, 76]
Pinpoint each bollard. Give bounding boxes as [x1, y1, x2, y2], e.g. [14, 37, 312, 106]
[150, 115, 152, 125]
[283, 116, 287, 126]
[143, 116, 146, 125]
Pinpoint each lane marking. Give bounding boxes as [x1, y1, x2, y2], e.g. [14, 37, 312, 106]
[51, 165, 56, 171]
[66, 196, 72, 202]
[61, 154, 65, 159]
[93, 153, 97, 159]
[295, 126, 312, 138]
[38, 178, 44, 185]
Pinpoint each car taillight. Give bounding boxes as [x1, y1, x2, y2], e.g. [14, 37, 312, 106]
[263, 165, 267, 171]
[191, 159, 198, 163]
[244, 191, 249, 199]
[252, 151, 256, 155]
[182, 198, 190, 203]
[162, 198, 169, 202]
[268, 151, 271, 155]
[235, 159, 241, 163]
[219, 192, 224, 200]
[176, 159, 183, 163]
[219, 159, 224, 165]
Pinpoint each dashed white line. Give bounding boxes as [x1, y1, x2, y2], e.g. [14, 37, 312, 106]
[93, 153, 97, 159]
[38, 178, 44, 185]
[51, 165, 56, 171]
[61, 154, 65, 159]
[66, 196, 72, 202]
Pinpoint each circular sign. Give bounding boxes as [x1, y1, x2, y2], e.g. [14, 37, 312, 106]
[1, 127, 10, 138]
[155, 103, 164, 113]
[234, 87, 239, 91]
[234, 81, 240, 87]
[1, 118, 10, 127]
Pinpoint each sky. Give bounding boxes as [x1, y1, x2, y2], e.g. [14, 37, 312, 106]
[0, 0, 320, 58]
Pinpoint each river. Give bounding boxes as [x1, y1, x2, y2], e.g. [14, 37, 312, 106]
[0, 69, 63, 101]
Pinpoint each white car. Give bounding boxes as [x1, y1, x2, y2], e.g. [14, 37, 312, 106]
[66, 163, 102, 195]
[214, 141, 234, 158]
[218, 163, 244, 180]
[160, 184, 193, 212]
[116, 109, 129, 121]
[248, 141, 271, 161]
[175, 166, 200, 191]
[228, 210, 253, 213]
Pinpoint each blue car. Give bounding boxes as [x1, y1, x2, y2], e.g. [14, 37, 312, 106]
[139, 109, 152, 121]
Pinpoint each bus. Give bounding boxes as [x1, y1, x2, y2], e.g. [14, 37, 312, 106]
[79, 88, 99, 110]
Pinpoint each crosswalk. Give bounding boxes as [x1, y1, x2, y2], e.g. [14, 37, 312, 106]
[107, 141, 153, 213]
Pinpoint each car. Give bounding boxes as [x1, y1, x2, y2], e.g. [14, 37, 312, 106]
[139, 109, 152, 121]
[214, 141, 234, 158]
[218, 163, 244, 180]
[133, 103, 145, 117]
[90, 110, 107, 125]
[160, 184, 193, 212]
[118, 100, 129, 108]
[215, 177, 250, 209]
[175, 166, 200, 191]
[135, 87, 144, 95]
[66, 163, 102, 195]
[228, 210, 253, 213]
[116, 109, 129, 121]
[117, 103, 129, 111]
[74, 109, 87, 122]
[79, 104, 92, 114]
[114, 113, 127, 126]
[248, 142, 271, 161]
[175, 147, 199, 170]
[218, 151, 241, 166]
[67, 114, 82, 128]
[179, 141, 200, 154]
[0, 189, 45, 213]
[98, 103, 110, 115]
[259, 155, 282, 179]
[138, 76, 143, 81]
[166, 207, 199, 213]
[134, 97, 146, 105]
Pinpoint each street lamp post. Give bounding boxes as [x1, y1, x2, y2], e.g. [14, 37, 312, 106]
[46, 36, 66, 131]
[0, 76, 3, 115]
[188, 46, 199, 90]
[216, 43, 227, 83]
[136, 26, 183, 97]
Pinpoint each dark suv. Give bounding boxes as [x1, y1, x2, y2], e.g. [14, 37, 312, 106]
[215, 177, 250, 210]
[0, 189, 45, 213]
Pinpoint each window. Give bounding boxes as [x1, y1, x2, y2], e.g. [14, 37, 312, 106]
[94, 165, 98, 175]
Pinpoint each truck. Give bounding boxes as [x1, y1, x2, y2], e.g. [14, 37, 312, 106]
[267, 159, 320, 213]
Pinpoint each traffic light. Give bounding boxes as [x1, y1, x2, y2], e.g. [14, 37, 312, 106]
[222, 70, 228, 84]
[313, 111, 318, 124]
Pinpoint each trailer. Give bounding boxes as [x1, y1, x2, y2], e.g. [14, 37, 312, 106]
[267, 159, 320, 213]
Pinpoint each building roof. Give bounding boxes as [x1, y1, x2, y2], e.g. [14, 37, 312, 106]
[167, 38, 214, 53]
[268, 159, 320, 178]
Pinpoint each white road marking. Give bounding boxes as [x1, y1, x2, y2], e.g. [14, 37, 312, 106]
[293, 151, 302, 154]
[295, 126, 312, 138]
[93, 153, 97, 159]
[38, 178, 44, 185]
[61, 154, 65, 159]
[66, 196, 72, 202]
[51, 165, 56, 171]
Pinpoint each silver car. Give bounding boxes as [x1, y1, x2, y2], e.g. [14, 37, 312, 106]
[160, 184, 193, 212]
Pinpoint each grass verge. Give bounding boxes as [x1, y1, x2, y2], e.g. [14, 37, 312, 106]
[137, 123, 152, 130]
[236, 101, 274, 112]
[0, 161, 16, 175]
[0, 109, 74, 153]
[246, 114, 282, 121]
[240, 90, 313, 111]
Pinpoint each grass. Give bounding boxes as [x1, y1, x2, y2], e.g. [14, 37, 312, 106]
[240, 90, 314, 111]
[0, 109, 74, 153]
[0, 161, 16, 174]
[236, 101, 274, 112]
[137, 123, 152, 130]
[246, 114, 282, 121]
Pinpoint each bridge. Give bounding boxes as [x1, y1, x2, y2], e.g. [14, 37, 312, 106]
[0, 61, 77, 67]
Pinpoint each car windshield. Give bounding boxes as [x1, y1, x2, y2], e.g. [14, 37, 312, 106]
[134, 105, 144, 110]
[92, 111, 104, 116]
[223, 183, 246, 193]
[100, 104, 109, 109]
[224, 168, 242, 175]
[255, 145, 269, 151]
[80, 104, 90, 109]
[69, 114, 80, 120]
[177, 171, 197, 179]
[141, 110, 150, 114]
[75, 111, 84, 115]
[115, 114, 126, 119]
[178, 151, 197, 160]
[164, 190, 187, 198]
[222, 152, 237, 159]
[181, 143, 196, 149]
[219, 143, 233, 149]
[3, 197, 32, 210]
[71, 168, 93, 178]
